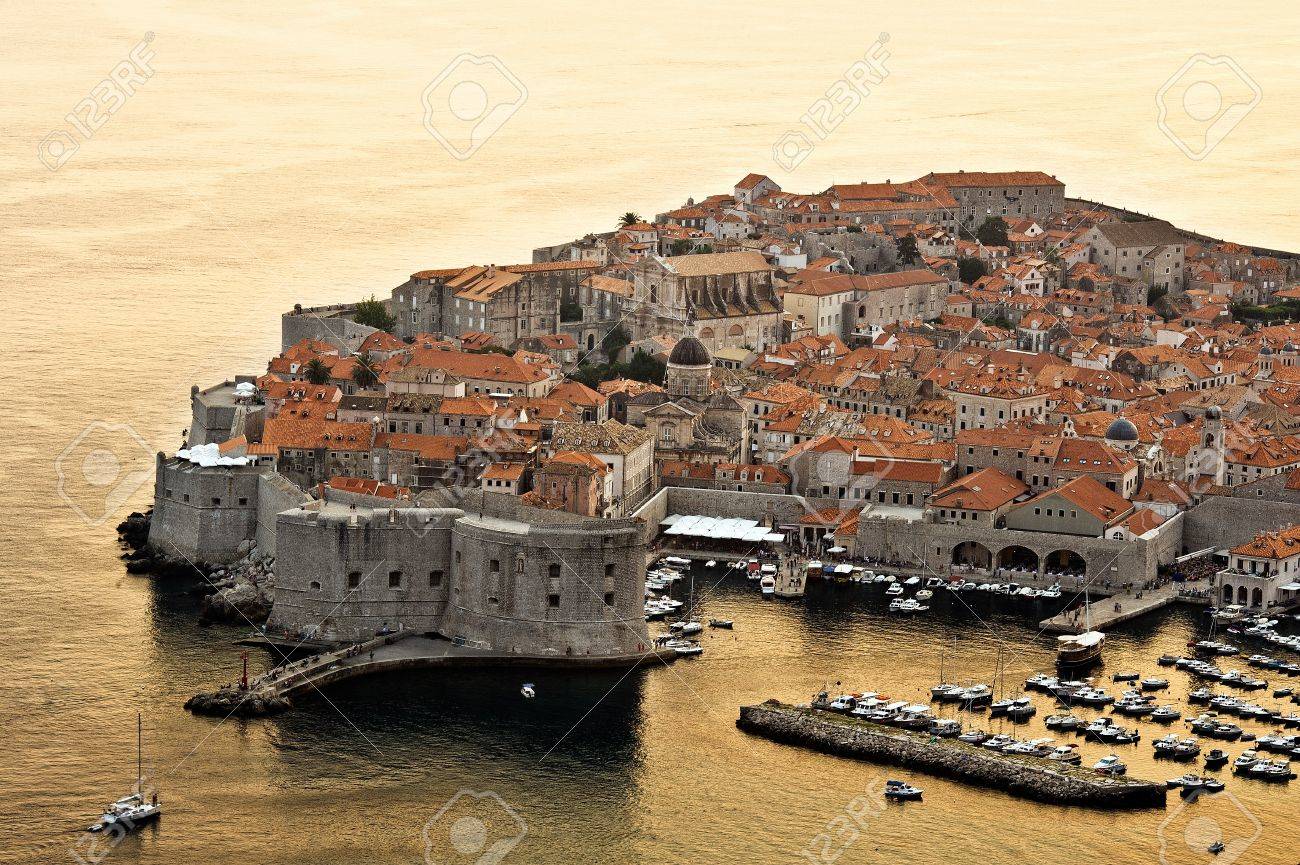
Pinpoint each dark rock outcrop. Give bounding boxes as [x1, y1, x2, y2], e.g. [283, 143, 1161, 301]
[184, 686, 292, 718]
[737, 701, 1165, 809]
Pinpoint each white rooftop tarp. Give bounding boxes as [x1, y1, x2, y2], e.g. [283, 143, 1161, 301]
[175, 442, 251, 467]
[661, 514, 779, 542]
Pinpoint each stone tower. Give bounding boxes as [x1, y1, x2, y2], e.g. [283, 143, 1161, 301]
[665, 334, 713, 399]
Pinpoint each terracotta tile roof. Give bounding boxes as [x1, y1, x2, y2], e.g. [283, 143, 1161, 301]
[918, 171, 1063, 189]
[659, 250, 771, 277]
[551, 419, 650, 456]
[930, 467, 1029, 511]
[1231, 526, 1300, 559]
[481, 462, 526, 481]
[1022, 475, 1132, 525]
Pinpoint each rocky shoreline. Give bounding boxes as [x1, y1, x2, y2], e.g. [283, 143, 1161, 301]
[737, 701, 1166, 809]
[184, 685, 292, 717]
[115, 510, 274, 625]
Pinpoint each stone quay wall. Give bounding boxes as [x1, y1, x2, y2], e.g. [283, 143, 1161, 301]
[738, 702, 1166, 809]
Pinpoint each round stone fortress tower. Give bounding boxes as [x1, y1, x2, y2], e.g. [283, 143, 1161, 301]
[269, 490, 652, 659]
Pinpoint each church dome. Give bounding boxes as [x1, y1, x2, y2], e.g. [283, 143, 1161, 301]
[1206, 405, 1222, 420]
[668, 335, 711, 367]
[1105, 417, 1139, 442]
[1260, 343, 1273, 355]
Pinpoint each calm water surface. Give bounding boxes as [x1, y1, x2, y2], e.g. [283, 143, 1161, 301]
[3, 2, 1300, 862]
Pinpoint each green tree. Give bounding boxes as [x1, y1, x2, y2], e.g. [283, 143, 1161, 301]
[957, 257, 987, 285]
[625, 349, 666, 384]
[602, 324, 631, 362]
[351, 351, 380, 389]
[353, 295, 396, 332]
[975, 216, 1009, 248]
[304, 357, 332, 385]
[670, 239, 694, 256]
[560, 299, 584, 322]
[619, 212, 643, 228]
[896, 235, 919, 264]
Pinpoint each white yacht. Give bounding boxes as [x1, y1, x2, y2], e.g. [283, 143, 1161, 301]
[89, 714, 161, 834]
[884, 583, 904, 596]
[760, 575, 776, 596]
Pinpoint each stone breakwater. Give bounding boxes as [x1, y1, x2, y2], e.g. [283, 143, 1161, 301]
[737, 701, 1166, 809]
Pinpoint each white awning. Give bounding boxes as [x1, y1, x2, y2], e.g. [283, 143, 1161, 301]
[1280, 582, 1300, 591]
[827, 546, 847, 553]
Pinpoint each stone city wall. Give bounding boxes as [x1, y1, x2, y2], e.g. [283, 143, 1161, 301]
[148, 455, 263, 564]
[280, 303, 379, 354]
[1182, 495, 1300, 553]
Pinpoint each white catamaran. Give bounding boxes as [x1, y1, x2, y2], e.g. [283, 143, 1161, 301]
[89, 713, 161, 833]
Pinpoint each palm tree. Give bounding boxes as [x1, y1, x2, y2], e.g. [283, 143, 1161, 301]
[351, 351, 379, 389]
[304, 357, 331, 385]
[619, 211, 642, 228]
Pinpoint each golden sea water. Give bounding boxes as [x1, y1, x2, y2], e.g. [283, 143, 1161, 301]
[2, 2, 1298, 862]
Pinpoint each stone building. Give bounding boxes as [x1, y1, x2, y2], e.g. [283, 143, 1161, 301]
[913, 171, 1066, 228]
[390, 261, 600, 343]
[1213, 526, 1300, 610]
[1082, 220, 1185, 292]
[629, 251, 781, 351]
[269, 491, 652, 655]
[548, 420, 654, 515]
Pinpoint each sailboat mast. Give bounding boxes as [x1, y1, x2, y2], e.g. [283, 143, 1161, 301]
[137, 712, 142, 788]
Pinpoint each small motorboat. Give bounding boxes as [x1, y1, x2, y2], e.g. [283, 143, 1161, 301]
[1044, 714, 1082, 732]
[915, 589, 934, 601]
[1204, 749, 1229, 769]
[883, 780, 923, 801]
[521, 683, 536, 698]
[673, 621, 704, 635]
[1140, 678, 1169, 691]
[1150, 706, 1181, 723]
[1232, 750, 1259, 772]
[1167, 773, 1205, 790]
[1113, 671, 1140, 682]
[1157, 654, 1179, 666]
[704, 560, 717, 568]
[957, 729, 989, 745]
[707, 618, 733, 629]
[1093, 755, 1127, 776]
[1046, 745, 1081, 765]
[760, 576, 776, 596]
[928, 718, 962, 738]
[884, 583, 904, 597]
[664, 639, 703, 657]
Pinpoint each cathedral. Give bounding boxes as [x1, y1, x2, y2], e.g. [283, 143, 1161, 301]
[626, 335, 746, 465]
